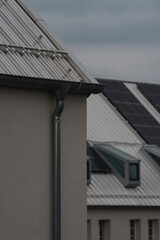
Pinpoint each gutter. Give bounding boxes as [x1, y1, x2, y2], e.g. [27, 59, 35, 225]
[0, 74, 104, 96]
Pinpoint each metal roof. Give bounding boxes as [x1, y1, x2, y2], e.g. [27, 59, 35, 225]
[87, 93, 144, 144]
[87, 81, 160, 207]
[87, 143, 160, 207]
[0, 0, 96, 83]
[96, 79, 160, 145]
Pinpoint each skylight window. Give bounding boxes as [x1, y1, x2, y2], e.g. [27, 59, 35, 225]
[94, 144, 140, 188]
[141, 145, 160, 172]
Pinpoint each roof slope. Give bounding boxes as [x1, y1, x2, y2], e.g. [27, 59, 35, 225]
[87, 80, 160, 207]
[97, 79, 160, 145]
[0, 0, 96, 83]
[87, 143, 160, 207]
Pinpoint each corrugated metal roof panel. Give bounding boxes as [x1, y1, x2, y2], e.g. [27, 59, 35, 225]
[0, 0, 95, 83]
[0, 48, 81, 81]
[87, 93, 143, 143]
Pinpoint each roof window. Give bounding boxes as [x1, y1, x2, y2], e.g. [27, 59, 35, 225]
[94, 144, 140, 188]
[141, 145, 160, 172]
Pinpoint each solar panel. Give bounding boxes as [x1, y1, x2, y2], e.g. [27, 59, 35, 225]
[137, 83, 160, 113]
[97, 79, 160, 146]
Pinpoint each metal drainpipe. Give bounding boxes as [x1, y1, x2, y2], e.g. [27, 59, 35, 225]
[52, 84, 71, 240]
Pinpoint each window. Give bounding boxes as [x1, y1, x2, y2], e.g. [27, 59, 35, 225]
[141, 145, 160, 173]
[99, 220, 110, 240]
[94, 144, 140, 187]
[129, 163, 139, 181]
[99, 220, 105, 240]
[130, 220, 135, 240]
[130, 220, 140, 240]
[148, 220, 159, 240]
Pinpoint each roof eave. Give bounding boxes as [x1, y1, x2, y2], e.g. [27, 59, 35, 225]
[0, 74, 104, 95]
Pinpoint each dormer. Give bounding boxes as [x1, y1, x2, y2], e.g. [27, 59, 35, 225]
[94, 144, 140, 188]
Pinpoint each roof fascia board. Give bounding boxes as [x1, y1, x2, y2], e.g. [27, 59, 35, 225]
[15, 0, 97, 84]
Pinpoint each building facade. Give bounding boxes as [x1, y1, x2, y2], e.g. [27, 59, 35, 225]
[0, 1, 102, 240]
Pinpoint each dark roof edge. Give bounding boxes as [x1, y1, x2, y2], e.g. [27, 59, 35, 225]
[96, 78, 160, 86]
[0, 74, 104, 95]
[88, 205, 160, 209]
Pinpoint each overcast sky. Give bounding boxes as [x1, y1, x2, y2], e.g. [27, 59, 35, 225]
[24, 0, 160, 83]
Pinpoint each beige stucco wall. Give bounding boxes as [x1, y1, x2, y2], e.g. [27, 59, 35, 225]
[61, 93, 87, 240]
[0, 86, 87, 240]
[88, 208, 160, 240]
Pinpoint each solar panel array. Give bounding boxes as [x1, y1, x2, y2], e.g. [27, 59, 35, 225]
[97, 79, 160, 146]
[137, 83, 160, 113]
[87, 142, 111, 173]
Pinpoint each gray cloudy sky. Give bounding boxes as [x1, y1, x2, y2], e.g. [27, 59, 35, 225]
[24, 0, 160, 83]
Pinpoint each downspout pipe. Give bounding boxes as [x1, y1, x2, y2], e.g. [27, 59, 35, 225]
[52, 84, 71, 240]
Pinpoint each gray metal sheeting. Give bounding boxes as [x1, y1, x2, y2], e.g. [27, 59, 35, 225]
[87, 93, 144, 144]
[87, 90, 160, 206]
[0, 0, 87, 82]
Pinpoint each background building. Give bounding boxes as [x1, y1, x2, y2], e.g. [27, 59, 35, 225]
[87, 79, 160, 240]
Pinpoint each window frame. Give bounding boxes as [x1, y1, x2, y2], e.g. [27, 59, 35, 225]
[129, 163, 140, 181]
[99, 220, 110, 240]
[130, 220, 140, 240]
[130, 220, 135, 240]
[99, 220, 105, 240]
[148, 219, 159, 240]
